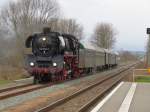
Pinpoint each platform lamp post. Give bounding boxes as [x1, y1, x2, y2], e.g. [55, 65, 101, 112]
[146, 28, 150, 67]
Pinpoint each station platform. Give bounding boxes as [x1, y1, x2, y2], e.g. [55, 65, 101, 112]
[91, 82, 150, 112]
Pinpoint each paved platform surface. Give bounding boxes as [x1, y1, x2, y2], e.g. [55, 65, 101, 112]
[91, 82, 150, 112]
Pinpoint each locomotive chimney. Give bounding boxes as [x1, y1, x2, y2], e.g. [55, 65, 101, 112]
[43, 27, 51, 34]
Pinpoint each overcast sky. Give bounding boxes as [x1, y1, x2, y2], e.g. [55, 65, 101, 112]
[58, 0, 150, 51]
[1, 0, 149, 51]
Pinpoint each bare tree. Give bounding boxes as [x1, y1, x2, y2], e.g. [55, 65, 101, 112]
[48, 18, 84, 40]
[58, 19, 83, 40]
[0, 0, 60, 66]
[1, 0, 60, 39]
[93, 23, 117, 49]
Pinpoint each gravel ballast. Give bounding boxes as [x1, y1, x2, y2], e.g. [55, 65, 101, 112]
[1, 65, 130, 111]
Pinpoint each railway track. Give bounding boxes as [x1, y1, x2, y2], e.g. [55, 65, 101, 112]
[0, 84, 33, 94]
[0, 63, 136, 105]
[35, 63, 138, 112]
[0, 83, 53, 100]
[0, 64, 125, 101]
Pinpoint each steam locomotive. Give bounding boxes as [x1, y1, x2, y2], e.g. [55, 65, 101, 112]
[25, 28, 118, 84]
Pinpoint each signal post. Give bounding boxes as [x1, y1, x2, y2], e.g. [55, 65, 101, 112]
[146, 28, 150, 67]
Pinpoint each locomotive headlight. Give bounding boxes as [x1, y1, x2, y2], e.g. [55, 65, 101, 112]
[30, 62, 35, 67]
[53, 63, 57, 67]
[42, 37, 46, 41]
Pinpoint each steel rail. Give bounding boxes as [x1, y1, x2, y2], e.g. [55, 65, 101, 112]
[35, 62, 138, 112]
[0, 84, 33, 93]
[77, 67, 134, 112]
[0, 64, 126, 100]
[0, 83, 53, 100]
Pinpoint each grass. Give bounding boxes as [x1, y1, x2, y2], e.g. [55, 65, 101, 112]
[0, 65, 30, 87]
[0, 80, 12, 85]
[0, 66, 29, 80]
[135, 76, 150, 83]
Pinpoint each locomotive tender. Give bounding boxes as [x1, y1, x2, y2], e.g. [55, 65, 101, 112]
[25, 28, 118, 84]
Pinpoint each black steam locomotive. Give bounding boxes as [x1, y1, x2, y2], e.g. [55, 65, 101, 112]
[25, 28, 118, 84]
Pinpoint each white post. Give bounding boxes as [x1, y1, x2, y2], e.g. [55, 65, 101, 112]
[132, 67, 135, 82]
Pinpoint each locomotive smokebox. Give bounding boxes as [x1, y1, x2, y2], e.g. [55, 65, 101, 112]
[43, 27, 51, 34]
